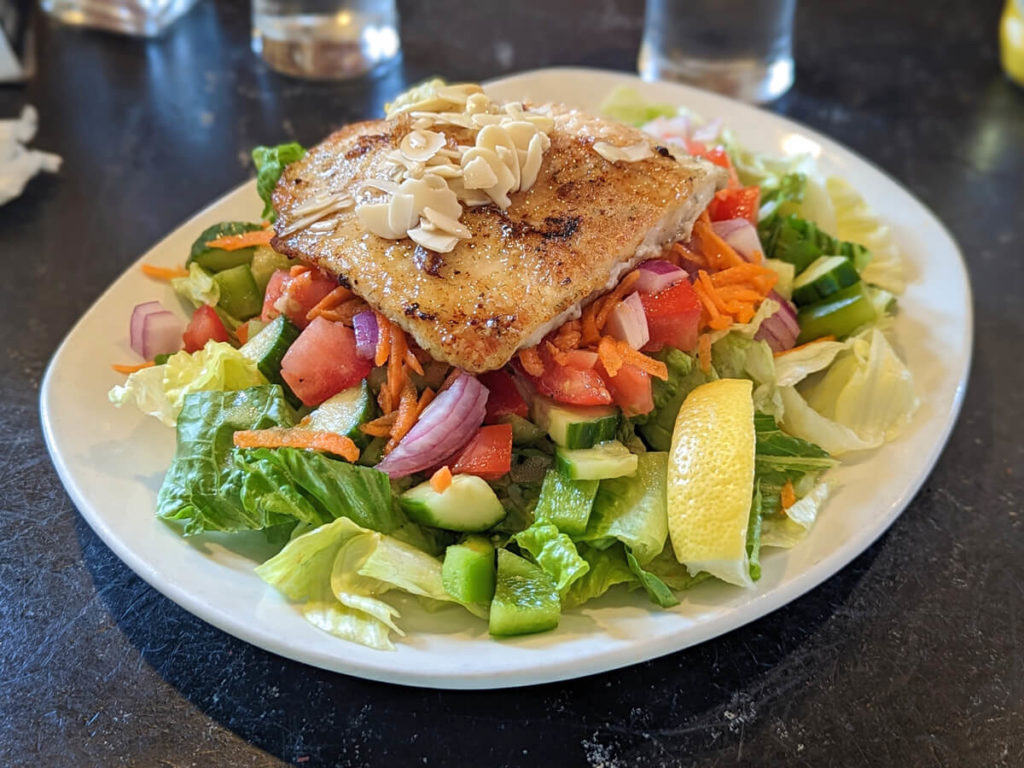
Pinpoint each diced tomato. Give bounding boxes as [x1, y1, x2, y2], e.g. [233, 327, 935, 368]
[708, 186, 761, 225]
[527, 345, 612, 406]
[597, 361, 654, 418]
[182, 304, 229, 353]
[561, 349, 599, 369]
[280, 317, 372, 406]
[685, 140, 740, 188]
[479, 369, 529, 424]
[261, 268, 337, 329]
[640, 279, 702, 353]
[451, 424, 513, 481]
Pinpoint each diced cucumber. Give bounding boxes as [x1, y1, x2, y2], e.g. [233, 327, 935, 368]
[764, 258, 795, 301]
[306, 380, 375, 445]
[759, 214, 827, 274]
[796, 282, 877, 343]
[188, 222, 264, 272]
[534, 470, 599, 537]
[245, 318, 267, 339]
[532, 396, 619, 449]
[213, 264, 262, 320]
[503, 414, 547, 445]
[791, 256, 860, 305]
[442, 535, 496, 604]
[399, 474, 507, 532]
[240, 315, 301, 399]
[488, 549, 560, 637]
[358, 436, 387, 466]
[555, 441, 638, 481]
[250, 246, 294, 294]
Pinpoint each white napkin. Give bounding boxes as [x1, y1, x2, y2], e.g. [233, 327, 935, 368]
[0, 106, 62, 205]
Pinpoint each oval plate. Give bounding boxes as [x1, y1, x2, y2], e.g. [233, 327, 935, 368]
[40, 67, 971, 689]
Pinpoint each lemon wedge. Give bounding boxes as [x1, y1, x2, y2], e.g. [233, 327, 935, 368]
[667, 378, 756, 588]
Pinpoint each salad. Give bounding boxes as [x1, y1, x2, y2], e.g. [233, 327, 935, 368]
[109, 82, 918, 651]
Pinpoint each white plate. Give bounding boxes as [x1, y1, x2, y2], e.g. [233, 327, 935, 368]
[40, 67, 971, 689]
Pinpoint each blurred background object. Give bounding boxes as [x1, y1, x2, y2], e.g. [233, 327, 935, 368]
[0, 0, 33, 81]
[40, 0, 199, 36]
[639, 0, 796, 103]
[252, 0, 400, 79]
[1001, 0, 1024, 85]
[0, 106, 61, 205]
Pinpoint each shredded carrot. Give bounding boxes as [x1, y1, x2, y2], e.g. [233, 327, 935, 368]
[697, 333, 712, 374]
[233, 428, 359, 462]
[544, 340, 571, 367]
[594, 270, 641, 332]
[306, 285, 353, 321]
[416, 387, 436, 415]
[615, 340, 669, 380]
[236, 322, 250, 345]
[316, 298, 369, 325]
[430, 465, 453, 494]
[692, 274, 733, 331]
[112, 361, 155, 374]
[439, 368, 462, 392]
[205, 229, 274, 251]
[518, 347, 545, 377]
[780, 479, 797, 511]
[580, 302, 601, 347]
[774, 335, 837, 357]
[692, 217, 746, 271]
[360, 411, 397, 437]
[374, 313, 392, 367]
[597, 335, 624, 377]
[289, 264, 311, 277]
[671, 241, 706, 269]
[141, 264, 188, 280]
[551, 319, 583, 351]
[387, 324, 409, 405]
[386, 383, 419, 453]
[377, 385, 393, 415]
[404, 347, 425, 376]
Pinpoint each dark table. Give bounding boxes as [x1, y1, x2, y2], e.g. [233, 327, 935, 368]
[3, 0, 1022, 765]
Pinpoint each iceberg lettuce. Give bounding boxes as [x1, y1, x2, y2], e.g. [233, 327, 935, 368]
[827, 176, 905, 293]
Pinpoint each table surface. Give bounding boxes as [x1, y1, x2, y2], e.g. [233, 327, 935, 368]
[3, 0, 1023, 765]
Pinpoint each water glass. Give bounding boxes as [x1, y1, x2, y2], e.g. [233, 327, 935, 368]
[252, 0, 400, 79]
[40, 0, 199, 36]
[638, 0, 796, 103]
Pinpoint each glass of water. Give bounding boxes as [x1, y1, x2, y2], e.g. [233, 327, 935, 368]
[40, 0, 199, 36]
[638, 0, 796, 103]
[252, 0, 400, 79]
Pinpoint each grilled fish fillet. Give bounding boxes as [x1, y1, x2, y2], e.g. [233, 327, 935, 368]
[271, 104, 726, 373]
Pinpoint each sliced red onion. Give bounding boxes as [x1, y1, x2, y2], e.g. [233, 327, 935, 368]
[712, 218, 763, 262]
[755, 292, 800, 352]
[605, 292, 650, 350]
[130, 301, 164, 358]
[690, 117, 724, 143]
[352, 311, 378, 360]
[375, 373, 488, 478]
[141, 311, 183, 360]
[633, 260, 688, 294]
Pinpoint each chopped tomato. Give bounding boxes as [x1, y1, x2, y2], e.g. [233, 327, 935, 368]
[561, 349, 599, 369]
[261, 268, 338, 329]
[182, 304, 229, 353]
[280, 317, 372, 406]
[685, 140, 740, 188]
[451, 423, 513, 481]
[708, 186, 761, 225]
[598, 361, 654, 417]
[640, 279, 702, 353]
[528, 345, 612, 406]
[479, 369, 529, 424]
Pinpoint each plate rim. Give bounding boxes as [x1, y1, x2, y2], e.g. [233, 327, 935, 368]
[40, 66, 973, 689]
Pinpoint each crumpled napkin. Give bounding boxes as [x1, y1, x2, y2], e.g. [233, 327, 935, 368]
[0, 106, 62, 205]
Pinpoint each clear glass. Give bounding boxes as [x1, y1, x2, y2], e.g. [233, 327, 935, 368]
[40, 0, 199, 37]
[252, 0, 400, 80]
[638, 0, 796, 103]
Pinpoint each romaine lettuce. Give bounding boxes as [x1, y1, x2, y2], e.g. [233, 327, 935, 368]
[560, 544, 637, 609]
[514, 522, 590, 594]
[600, 86, 679, 126]
[827, 176, 905, 293]
[252, 142, 305, 221]
[171, 262, 220, 308]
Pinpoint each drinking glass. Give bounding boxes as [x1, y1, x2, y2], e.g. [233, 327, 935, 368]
[252, 0, 400, 79]
[40, 0, 198, 36]
[638, 0, 796, 103]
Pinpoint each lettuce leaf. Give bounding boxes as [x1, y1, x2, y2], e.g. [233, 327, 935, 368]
[514, 522, 590, 594]
[156, 386, 296, 535]
[560, 543, 638, 609]
[643, 545, 711, 591]
[109, 340, 267, 427]
[827, 176, 905, 293]
[711, 333, 782, 419]
[579, 452, 668, 565]
[761, 481, 832, 548]
[171, 262, 219, 307]
[252, 142, 305, 221]
[780, 329, 918, 455]
[773, 339, 849, 387]
[600, 86, 679, 126]
[625, 548, 679, 608]
[635, 348, 711, 451]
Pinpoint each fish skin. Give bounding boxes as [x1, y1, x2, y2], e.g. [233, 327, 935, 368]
[271, 104, 726, 373]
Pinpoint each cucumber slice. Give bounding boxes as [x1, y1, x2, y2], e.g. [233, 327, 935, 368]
[503, 413, 547, 445]
[399, 474, 507, 532]
[488, 549, 560, 637]
[306, 381, 375, 445]
[555, 441, 639, 481]
[796, 282, 877, 343]
[442, 535, 496, 604]
[534, 470, 599, 537]
[188, 222, 264, 272]
[241, 315, 301, 400]
[532, 396, 619, 449]
[250, 246, 294, 294]
[791, 256, 860, 305]
[764, 258, 795, 301]
[213, 264, 262, 320]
